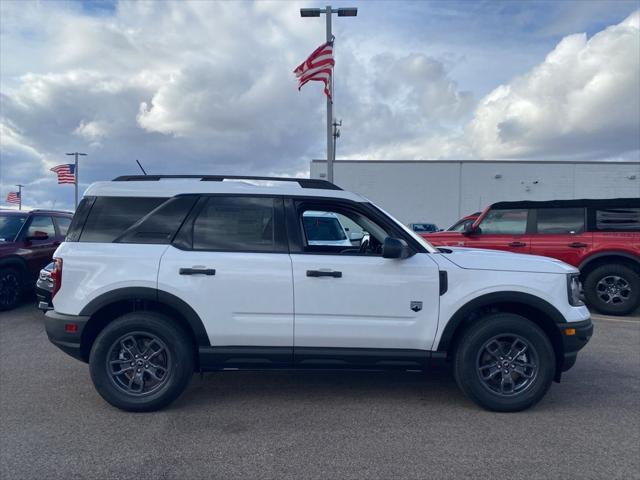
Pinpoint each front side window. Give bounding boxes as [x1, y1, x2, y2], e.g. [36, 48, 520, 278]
[449, 219, 473, 232]
[299, 205, 389, 255]
[27, 216, 55, 238]
[0, 214, 27, 242]
[192, 197, 281, 252]
[536, 208, 585, 234]
[478, 209, 528, 235]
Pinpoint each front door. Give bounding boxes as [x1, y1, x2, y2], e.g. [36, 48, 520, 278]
[158, 196, 294, 367]
[288, 200, 441, 368]
[462, 208, 531, 254]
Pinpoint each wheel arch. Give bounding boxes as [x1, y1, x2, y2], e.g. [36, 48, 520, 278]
[78, 287, 210, 364]
[579, 251, 640, 278]
[437, 292, 565, 380]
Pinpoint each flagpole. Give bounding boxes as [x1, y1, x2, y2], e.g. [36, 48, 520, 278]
[66, 152, 87, 210]
[16, 184, 23, 211]
[325, 5, 334, 183]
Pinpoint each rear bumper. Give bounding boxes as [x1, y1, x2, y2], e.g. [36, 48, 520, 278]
[558, 318, 593, 372]
[44, 310, 90, 362]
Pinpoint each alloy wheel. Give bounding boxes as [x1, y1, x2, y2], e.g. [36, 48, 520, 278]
[596, 275, 631, 306]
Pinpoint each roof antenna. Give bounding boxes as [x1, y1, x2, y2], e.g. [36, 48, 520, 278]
[136, 159, 147, 175]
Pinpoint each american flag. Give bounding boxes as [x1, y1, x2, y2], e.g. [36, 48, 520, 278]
[6, 191, 20, 204]
[294, 41, 334, 98]
[50, 164, 76, 184]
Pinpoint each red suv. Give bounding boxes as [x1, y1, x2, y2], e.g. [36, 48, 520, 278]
[0, 209, 73, 310]
[423, 198, 640, 316]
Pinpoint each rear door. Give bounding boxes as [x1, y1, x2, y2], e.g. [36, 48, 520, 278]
[22, 215, 58, 278]
[157, 196, 294, 367]
[462, 208, 531, 254]
[529, 207, 591, 267]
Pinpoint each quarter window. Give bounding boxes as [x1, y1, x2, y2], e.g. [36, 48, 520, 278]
[536, 208, 585, 234]
[595, 208, 640, 231]
[479, 209, 528, 235]
[192, 197, 282, 252]
[55, 217, 72, 237]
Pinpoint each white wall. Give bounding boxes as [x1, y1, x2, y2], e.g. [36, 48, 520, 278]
[310, 160, 640, 228]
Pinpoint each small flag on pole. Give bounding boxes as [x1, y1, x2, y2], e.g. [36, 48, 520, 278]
[50, 164, 76, 184]
[294, 41, 334, 97]
[6, 191, 20, 204]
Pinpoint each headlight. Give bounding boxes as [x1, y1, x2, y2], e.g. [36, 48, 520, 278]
[567, 273, 584, 306]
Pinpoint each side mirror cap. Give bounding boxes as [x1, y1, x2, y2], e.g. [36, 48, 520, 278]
[382, 237, 410, 259]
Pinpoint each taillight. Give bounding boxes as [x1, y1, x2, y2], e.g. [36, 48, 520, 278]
[51, 258, 63, 298]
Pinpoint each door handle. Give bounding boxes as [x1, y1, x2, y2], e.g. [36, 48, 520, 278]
[307, 270, 342, 278]
[179, 267, 216, 276]
[568, 242, 588, 248]
[508, 241, 527, 247]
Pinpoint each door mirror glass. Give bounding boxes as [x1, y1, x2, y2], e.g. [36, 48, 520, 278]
[382, 237, 410, 259]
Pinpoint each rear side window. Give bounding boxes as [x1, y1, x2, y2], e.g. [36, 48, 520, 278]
[595, 208, 640, 231]
[116, 196, 197, 244]
[191, 197, 285, 252]
[80, 197, 166, 243]
[536, 208, 585, 234]
[55, 217, 72, 237]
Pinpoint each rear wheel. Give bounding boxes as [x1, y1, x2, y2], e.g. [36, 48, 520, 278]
[454, 313, 555, 412]
[0, 267, 22, 311]
[89, 312, 194, 412]
[583, 264, 639, 316]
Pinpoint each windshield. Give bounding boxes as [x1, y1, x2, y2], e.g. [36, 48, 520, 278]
[0, 214, 27, 242]
[303, 216, 347, 241]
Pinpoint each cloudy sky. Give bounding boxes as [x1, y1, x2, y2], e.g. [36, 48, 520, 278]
[1, 0, 639, 210]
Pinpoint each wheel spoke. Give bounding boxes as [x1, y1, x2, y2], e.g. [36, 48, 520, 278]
[485, 340, 503, 360]
[109, 359, 134, 375]
[513, 365, 535, 379]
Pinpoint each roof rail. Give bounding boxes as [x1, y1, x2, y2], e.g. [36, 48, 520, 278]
[111, 175, 342, 190]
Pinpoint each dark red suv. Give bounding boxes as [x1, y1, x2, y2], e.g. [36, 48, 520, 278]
[423, 198, 640, 316]
[0, 209, 73, 310]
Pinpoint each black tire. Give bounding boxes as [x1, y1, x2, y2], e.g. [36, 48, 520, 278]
[0, 267, 23, 311]
[89, 312, 194, 412]
[453, 313, 555, 412]
[583, 264, 639, 316]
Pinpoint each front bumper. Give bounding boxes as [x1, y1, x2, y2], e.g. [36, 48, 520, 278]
[44, 310, 90, 362]
[558, 318, 593, 372]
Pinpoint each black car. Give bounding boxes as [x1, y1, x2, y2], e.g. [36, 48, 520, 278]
[36, 261, 54, 311]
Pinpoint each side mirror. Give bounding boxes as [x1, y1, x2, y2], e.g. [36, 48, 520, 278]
[463, 223, 479, 236]
[382, 237, 410, 259]
[349, 231, 364, 242]
[26, 231, 49, 241]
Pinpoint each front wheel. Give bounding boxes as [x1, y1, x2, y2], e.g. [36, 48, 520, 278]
[583, 264, 639, 316]
[89, 312, 194, 412]
[453, 313, 555, 412]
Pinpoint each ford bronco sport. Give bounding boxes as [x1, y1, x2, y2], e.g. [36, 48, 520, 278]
[422, 199, 640, 316]
[45, 176, 592, 412]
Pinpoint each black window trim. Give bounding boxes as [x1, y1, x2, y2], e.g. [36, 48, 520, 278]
[172, 194, 289, 254]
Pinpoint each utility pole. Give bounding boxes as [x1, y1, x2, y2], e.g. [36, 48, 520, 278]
[16, 184, 23, 211]
[300, 6, 357, 183]
[66, 152, 87, 210]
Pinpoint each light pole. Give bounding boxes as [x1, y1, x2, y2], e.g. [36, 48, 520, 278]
[66, 152, 87, 210]
[300, 6, 357, 183]
[16, 184, 23, 211]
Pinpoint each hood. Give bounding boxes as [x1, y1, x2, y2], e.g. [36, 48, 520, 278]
[441, 247, 578, 274]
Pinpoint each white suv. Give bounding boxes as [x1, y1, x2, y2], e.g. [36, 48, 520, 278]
[45, 175, 593, 412]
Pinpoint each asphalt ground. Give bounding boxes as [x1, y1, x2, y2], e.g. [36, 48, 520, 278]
[1, 304, 639, 480]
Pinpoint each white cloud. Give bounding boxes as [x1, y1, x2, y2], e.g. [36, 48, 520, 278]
[468, 10, 640, 160]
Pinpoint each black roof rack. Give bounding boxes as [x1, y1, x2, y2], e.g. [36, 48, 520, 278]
[112, 175, 342, 190]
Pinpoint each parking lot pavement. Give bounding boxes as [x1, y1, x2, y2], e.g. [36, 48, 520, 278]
[1, 305, 639, 480]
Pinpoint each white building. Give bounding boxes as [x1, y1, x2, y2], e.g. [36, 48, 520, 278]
[310, 160, 640, 229]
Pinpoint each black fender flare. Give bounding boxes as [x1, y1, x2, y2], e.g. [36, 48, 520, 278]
[79, 287, 210, 347]
[436, 291, 566, 353]
[578, 251, 640, 272]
